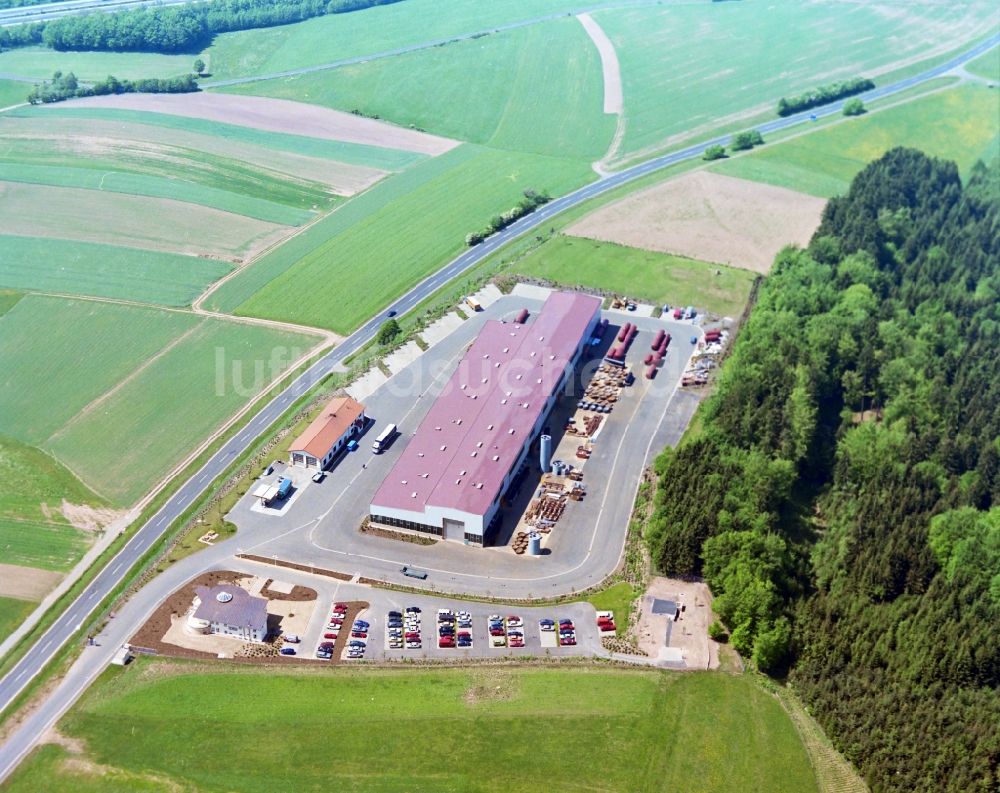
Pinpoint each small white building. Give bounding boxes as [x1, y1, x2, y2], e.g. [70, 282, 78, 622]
[187, 584, 268, 643]
[289, 396, 367, 470]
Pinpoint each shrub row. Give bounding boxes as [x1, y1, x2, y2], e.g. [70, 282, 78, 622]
[776, 76, 874, 116]
[466, 190, 550, 246]
[27, 71, 198, 104]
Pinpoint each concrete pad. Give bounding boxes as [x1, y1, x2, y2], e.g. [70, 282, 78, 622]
[267, 579, 294, 594]
[384, 341, 424, 374]
[511, 283, 553, 301]
[471, 283, 503, 309]
[420, 311, 465, 347]
[658, 646, 685, 664]
[346, 367, 389, 402]
[540, 630, 558, 648]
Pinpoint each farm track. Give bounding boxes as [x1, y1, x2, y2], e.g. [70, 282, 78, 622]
[0, 30, 996, 786]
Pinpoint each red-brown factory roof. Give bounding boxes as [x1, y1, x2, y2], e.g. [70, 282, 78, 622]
[370, 291, 601, 518]
[290, 396, 365, 458]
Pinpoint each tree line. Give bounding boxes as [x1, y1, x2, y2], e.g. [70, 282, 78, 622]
[466, 190, 550, 246]
[0, 0, 405, 54]
[777, 76, 874, 116]
[26, 70, 198, 104]
[647, 148, 1000, 791]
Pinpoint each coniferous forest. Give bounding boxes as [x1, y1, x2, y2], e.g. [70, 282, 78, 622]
[647, 148, 1000, 792]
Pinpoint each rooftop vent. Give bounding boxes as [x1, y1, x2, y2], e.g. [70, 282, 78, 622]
[215, 591, 233, 603]
[476, 441, 484, 448]
[475, 483, 484, 489]
[455, 479, 461, 485]
[483, 353, 490, 359]
[487, 424, 494, 430]
[500, 399, 507, 405]
[411, 492, 417, 498]
[418, 452, 425, 457]
[456, 419, 463, 425]
[530, 352, 536, 358]
[482, 377, 488, 384]
[503, 347, 509, 353]
[508, 428, 515, 435]
[435, 426, 441, 431]
[492, 455, 500, 462]
[539, 336, 545, 341]
[440, 445, 447, 451]
[401, 479, 407, 485]
[516, 374, 523, 380]
[471, 451, 478, 457]
[495, 362, 500, 368]
[460, 470, 467, 476]
[420, 473, 429, 478]
[461, 384, 467, 390]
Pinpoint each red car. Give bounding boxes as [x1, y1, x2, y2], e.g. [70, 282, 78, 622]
[351, 631, 367, 639]
[438, 637, 455, 648]
[334, 603, 348, 611]
[405, 632, 421, 640]
[489, 628, 505, 636]
[599, 622, 617, 632]
[329, 617, 344, 624]
[323, 632, 337, 640]
[509, 638, 525, 648]
[560, 637, 577, 646]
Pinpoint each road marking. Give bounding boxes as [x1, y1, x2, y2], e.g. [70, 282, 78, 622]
[112, 563, 123, 575]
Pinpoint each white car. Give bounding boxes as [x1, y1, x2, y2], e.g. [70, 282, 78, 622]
[506, 617, 523, 628]
[457, 611, 471, 620]
[406, 641, 421, 649]
[488, 614, 502, 622]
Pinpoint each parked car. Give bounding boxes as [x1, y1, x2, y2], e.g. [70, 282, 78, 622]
[506, 616, 523, 628]
[280, 646, 296, 655]
[509, 638, 525, 648]
[406, 641, 421, 649]
[283, 634, 300, 643]
[438, 637, 456, 648]
[311, 471, 325, 483]
[560, 637, 577, 646]
[457, 636, 472, 647]
[334, 603, 348, 611]
[406, 606, 422, 613]
[489, 628, 505, 636]
[388, 611, 402, 618]
[405, 631, 421, 639]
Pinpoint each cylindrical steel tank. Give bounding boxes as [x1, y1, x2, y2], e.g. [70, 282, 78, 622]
[528, 532, 543, 555]
[540, 434, 552, 472]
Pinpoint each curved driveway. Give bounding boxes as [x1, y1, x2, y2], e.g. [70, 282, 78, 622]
[0, 31, 996, 782]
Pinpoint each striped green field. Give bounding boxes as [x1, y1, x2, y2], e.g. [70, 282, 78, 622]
[204, 0, 586, 81]
[712, 83, 1000, 197]
[0, 296, 319, 504]
[214, 144, 595, 333]
[0, 518, 88, 572]
[222, 16, 613, 161]
[15, 107, 425, 171]
[0, 236, 231, 306]
[595, 0, 997, 163]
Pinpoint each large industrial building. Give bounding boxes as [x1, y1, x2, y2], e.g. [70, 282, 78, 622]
[369, 291, 602, 545]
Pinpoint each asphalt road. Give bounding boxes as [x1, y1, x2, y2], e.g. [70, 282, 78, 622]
[0, 31, 996, 782]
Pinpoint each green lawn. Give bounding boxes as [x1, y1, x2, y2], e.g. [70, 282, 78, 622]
[0, 289, 22, 317]
[0, 597, 37, 639]
[0, 296, 319, 505]
[15, 106, 425, 171]
[0, 517, 88, 572]
[222, 16, 613, 161]
[204, 0, 586, 81]
[0, 236, 232, 306]
[595, 0, 997, 162]
[586, 581, 636, 637]
[5, 664, 818, 793]
[964, 46, 999, 80]
[711, 83, 1000, 197]
[513, 235, 756, 318]
[218, 144, 595, 333]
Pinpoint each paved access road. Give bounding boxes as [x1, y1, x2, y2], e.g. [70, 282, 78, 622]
[0, 31, 996, 782]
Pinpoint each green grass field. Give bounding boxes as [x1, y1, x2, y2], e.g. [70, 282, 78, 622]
[5, 664, 818, 793]
[0, 517, 88, 571]
[0, 236, 232, 306]
[216, 144, 595, 332]
[0, 289, 22, 317]
[0, 597, 37, 639]
[16, 106, 425, 171]
[965, 46, 999, 80]
[0, 296, 318, 504]
[0, 78, 28, 108]
[0, 163, 316, 226]
[0, 435, 105, 525]
[204, 0, 585, 81]
[712, 83, 1000, 197]
[223, 17, 613, 162]
[0, 47, 194, 82]
[513, 235, 756, 318]
[595, 0, 997, 162]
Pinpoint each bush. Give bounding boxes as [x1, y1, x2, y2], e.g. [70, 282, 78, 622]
[842, 97, 866, 116]
[702, 144, 726, 161]
[731, 130, 764, 151]
[465, 189, 550, 246]
[708, 620, 728, 642]
[27, 70, 198, 104]
[376, 318, 401, 346]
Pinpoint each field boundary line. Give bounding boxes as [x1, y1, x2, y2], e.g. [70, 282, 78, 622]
[44, 321, 206, 446]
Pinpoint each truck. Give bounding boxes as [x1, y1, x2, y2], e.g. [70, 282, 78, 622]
[372, 423, 398, 453]
[465, 295, 482, 312]
[276, 476, 293, 499]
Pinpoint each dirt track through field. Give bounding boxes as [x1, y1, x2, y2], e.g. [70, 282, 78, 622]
[578, 13, 622, 114]
[568, 170, 826, 273]
[62, 93, 461, 156]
